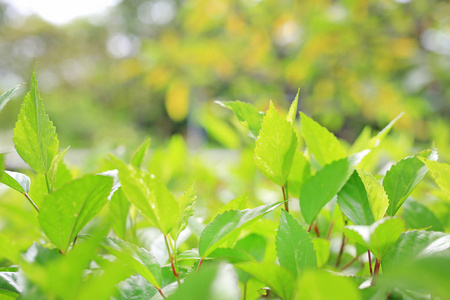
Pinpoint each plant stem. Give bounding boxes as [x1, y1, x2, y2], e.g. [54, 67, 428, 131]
[340, 255, 359, 271]
[372, 259, 381, 286]
[368, 250, 373, 276]
[164, 235, 181, 285]
[281, 184, 289, 212]
[335, 233, 346, 268]
[72, 235, 78, 250]
[313, 222, 320, 237]
[23, 192, 40, 213]
[326, 220, 334, 240]
[197, 258, 204, 272]
[44, 173, 52, 194]
[243, 283, 247, 300]
[307, 223, 312, 232]
[157, 287, 167, 299]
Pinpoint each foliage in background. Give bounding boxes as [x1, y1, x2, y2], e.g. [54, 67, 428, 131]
[0, 73, 449, 299]
[0, 0, 449, 153]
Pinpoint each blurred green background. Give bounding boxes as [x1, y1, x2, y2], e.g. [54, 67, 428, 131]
[0, 0, 449, 153]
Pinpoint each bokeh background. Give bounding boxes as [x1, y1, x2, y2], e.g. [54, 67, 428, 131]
[0, 0, 449, 156]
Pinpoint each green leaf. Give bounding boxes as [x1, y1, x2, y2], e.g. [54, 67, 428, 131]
[300, 155, 361, 225]
[357, 169, 389, 221]
[199, 112, 240, 149]
[287, 151, 311, 197]
[216, 192, 248, 216]
[168, 263, 240, 300]
[113, 158, 179, 235]
[382, 230, 450, 273]
[276, 210, 316, 277]
[199, 202, 281, 258]
[217, 100, 264, 138]
[47, 147, 69, 193]
[115, 274, 158, 300]
[0, 272, 21, 298]
[402, 200, 444, 231]
[235, 233, 266, 262]
[254, 101, 297, 186]
[384, 148, 438, 216]
[171, 183, 196, 238]
[39, 174, 113, 253]
[0, 84, 21, 113]
[208, 248, 256, 263]
[235, 262, 296, 300]
[300, 112, 346, 166]
[13, 70, 59, 174]
[1, 170, 31, 193]
[286, 90, 299, 124]
[344, 217, 405, 260]
[312, 238, 330, 268]
[102, 237, 162, 289]
[296, 270, 361, 300]
[131, 138, 151, 168]
[110, 187, 130, 240]
[380, 256, 450, 300]
[368, 112, 403, 149]
[419, 158, 450, 199]
[0, 154, 3, 182]
[338, 171, 375, 225]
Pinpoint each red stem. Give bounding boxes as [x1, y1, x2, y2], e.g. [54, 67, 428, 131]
[313, 223, 320, 238]
[326, 220, 334, 240]
[340, 255, 359, 271]
[157, 287, 167, 299]
[335, 234, 346, 268]
[197, 258, 204, 272]
[372, 259, 381, 286]
[368, 250, 373, 276]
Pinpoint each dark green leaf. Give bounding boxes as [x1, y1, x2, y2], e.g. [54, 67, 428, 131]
[199, 202, 281, 258]
[384, 148, 438, 216]
[402, 200, 444, 231]
[300, 154, 364, 225]
[254, 101, 297, 186]
[13, 70, 59, 174]
[338, 171, 375, 225]
[276, 210, 316, 277]
[39, 174, 113, 253]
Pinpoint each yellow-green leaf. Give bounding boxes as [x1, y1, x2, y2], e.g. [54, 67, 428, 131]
[13, 70, 59, 175]
[254, 102, 297, 186]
